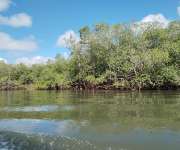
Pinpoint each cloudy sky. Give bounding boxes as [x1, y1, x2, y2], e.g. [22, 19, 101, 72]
[0, 0, 179, 65]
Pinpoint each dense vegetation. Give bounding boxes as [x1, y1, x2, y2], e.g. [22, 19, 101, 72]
[0, 21, 180, 90]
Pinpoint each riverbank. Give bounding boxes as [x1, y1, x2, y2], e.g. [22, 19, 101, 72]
[0, 82, 179, 91]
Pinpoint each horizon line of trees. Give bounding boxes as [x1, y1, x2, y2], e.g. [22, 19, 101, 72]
[0, 21, 180, 90]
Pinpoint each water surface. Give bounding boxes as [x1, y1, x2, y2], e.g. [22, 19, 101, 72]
[0, 90, 180, 150]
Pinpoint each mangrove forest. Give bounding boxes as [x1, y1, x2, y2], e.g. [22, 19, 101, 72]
[0, 21, 180, 90]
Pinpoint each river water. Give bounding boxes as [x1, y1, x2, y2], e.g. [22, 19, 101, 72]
[0, 90, 179, 150]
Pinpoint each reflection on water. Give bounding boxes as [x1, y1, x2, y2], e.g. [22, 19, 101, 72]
[0, 90, 180, 150]
[0, 119, 80, 135]
[0, 105, 75, 112]
[0, 105, 59, 112]
[0, 131, 97, 150]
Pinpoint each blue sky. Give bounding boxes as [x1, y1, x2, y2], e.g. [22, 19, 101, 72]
[0, 0, 180, 64]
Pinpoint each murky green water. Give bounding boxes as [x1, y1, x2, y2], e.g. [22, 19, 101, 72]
[0, 90, 180, 150]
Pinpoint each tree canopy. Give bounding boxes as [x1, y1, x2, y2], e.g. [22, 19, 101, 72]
[0, 21, 179, 90]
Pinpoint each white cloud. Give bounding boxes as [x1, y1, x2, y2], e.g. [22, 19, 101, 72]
[131, 14, 170, 33]
[56, 30, 80, 48]
[62, 51, 70, 59]
[0, 0, 11, 12]
[0, 32, 38, 52]
[178, 6, 180, 16]
[0, 57, 7, 63]
[140, 14, 170, 28]
[0, 13, 32, 27]
[16, 56, 54, 66]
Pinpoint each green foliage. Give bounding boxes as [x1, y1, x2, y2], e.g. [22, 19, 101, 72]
[160, 66, 180, 86]
[85, 75, 97, 86]
[0, 21, 179, 90]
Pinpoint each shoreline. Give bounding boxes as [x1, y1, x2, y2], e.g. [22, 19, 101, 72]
[0, 84, 179, 91]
